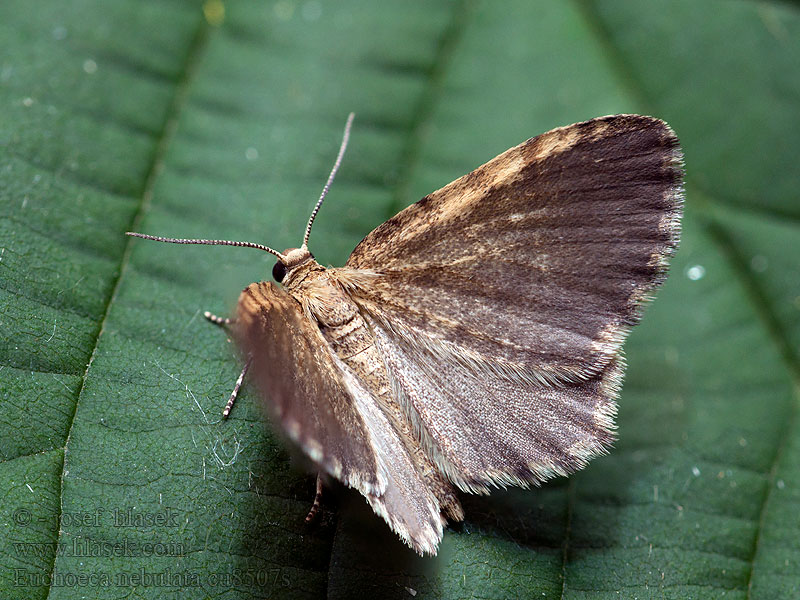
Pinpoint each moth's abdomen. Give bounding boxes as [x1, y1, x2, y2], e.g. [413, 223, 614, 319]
[300, 275, 391, 401]
[290, 273, 381, 379]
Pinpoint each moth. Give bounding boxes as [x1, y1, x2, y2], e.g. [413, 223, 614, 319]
[129, 113, 683, 555]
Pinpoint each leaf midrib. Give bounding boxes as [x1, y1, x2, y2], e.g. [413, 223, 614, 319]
[43, 16, 212, 600]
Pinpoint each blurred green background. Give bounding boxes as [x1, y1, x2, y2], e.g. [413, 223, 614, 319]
[1, 1, 799, 598]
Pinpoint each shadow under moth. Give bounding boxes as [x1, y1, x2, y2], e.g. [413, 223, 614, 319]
[129, 113, 684, 555]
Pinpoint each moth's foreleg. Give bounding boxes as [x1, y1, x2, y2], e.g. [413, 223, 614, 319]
[305, 474, 324, 523]
[222, 355, 252, 419]
[203, 311, 246, 417]
[204, 311, 234, 327]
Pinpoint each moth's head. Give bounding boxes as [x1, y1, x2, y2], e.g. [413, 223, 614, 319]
[272, 247, 315, 283]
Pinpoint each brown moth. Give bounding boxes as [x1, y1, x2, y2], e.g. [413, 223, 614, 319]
[128, 113, 683, 555]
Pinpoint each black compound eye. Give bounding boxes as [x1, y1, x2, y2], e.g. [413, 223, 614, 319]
[272, 261, 287, 282]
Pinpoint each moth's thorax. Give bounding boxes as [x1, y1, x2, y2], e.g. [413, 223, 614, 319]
[288, 268, 357, 329]
[282, 255, 324, 288]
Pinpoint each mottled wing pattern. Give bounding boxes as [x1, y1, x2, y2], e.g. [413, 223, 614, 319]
[236, 282, 384, 496]
[342, 115, 683, 490]
[237, 282, 445, 553]
[346, 115, 683, 384]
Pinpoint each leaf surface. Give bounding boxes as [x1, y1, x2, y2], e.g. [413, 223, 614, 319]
[1, 1, 798, 598]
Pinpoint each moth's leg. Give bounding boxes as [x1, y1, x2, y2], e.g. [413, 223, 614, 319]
[222, 355, 252, 419]
[204, 311, 234, 327]
[203, 311, 247, 418]
[305, 474, 324, 523]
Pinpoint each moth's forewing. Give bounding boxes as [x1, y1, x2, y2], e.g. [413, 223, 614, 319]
[341, 365, 446, 554]
[346, 115, 683, 384]
[236, 282, 384, 495]
[237, 281, 446, 554]
[341, 115, 683, 491]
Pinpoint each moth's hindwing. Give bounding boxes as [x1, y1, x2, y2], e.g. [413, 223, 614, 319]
[362, 314, 623, 492]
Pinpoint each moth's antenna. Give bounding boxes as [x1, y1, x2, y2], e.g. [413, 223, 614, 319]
[302, 112, 355, 250]
[126, 232, 287, 260]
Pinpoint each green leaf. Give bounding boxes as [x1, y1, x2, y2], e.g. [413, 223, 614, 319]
[2, 0, 798, 598]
